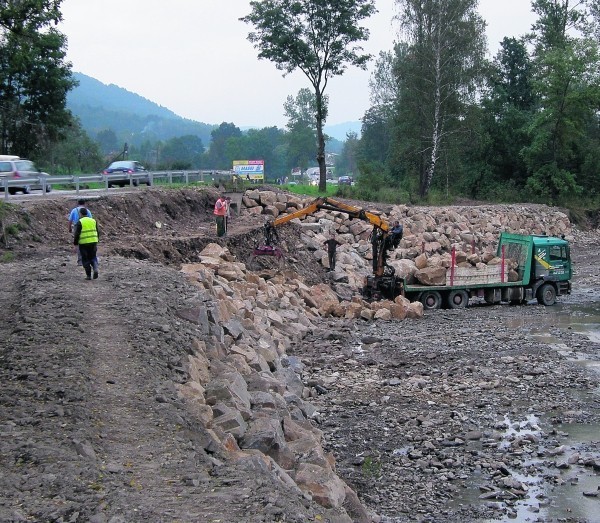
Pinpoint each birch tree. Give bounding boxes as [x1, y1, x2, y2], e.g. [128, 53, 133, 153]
[393, 0, 486, 197]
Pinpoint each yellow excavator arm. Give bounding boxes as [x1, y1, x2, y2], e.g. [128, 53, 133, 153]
[273, 197, 389, 231]
[270, 197, 391, 277]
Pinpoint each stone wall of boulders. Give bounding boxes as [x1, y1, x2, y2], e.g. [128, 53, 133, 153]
[242, 188, 572, 288]
[175, 193, 572, 520]
[178, 244, 384, 521]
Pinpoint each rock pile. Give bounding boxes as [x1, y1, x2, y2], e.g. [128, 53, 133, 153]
[170, 192, 573, 520]
[241, 189, 571, 290]
[178, 243, 423, 521]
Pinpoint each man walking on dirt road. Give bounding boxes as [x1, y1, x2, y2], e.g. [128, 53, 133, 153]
[68, 199, 92, 266]
[73, 208, 100, 280]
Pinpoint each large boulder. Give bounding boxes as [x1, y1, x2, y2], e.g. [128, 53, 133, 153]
[415, 266, 447, 285]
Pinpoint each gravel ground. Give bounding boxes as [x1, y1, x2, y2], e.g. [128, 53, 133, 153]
[0, 190, 598, 522]
[291, 229, 600, 522]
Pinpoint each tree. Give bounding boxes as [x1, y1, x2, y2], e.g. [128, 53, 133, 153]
[160, 135, 204, 169]
[0, 0, 75, 156]
[336, 131, 360, 176]
[522, 0, 600, 201]
[241, 0, 376, 191]
[475, 38, 537, 192]
[206, 122, 242, 169]
[39, 118, 103, 174]
[284, 87, 319, 130]
[95, 129, 119, 155]
[284, 88, 320, 174]
[392, 0, 487, 197]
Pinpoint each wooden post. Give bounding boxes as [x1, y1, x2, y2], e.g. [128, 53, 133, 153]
[501, 245, 506, 283]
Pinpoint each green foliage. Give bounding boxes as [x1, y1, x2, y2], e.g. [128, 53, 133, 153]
[0, 1, 75, 156]
[335, 131, 359, 176]
[285, 89, 319, 173]
[0, 201, 16, 247]
[520, 0, 600, 202]
[392, 0, 488, 197]
[241, 0, 377, 191]
[159, 135, 205, 169]
[0, 251, 15, 262]
[206, 123, 243, 169]
[352, 0, 600, 207]
[95, 129, 119, 155]
[525, 163, 582, 203]
[36, 118, 104, 174]
[361, 456, 382, 477]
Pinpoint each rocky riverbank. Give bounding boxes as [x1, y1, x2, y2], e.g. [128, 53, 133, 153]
[0, 188, 598, 522]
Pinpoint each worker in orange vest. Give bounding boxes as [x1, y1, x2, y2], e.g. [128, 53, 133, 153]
[214, 194, 227, 237]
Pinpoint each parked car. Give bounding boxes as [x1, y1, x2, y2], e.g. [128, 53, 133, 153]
[102, 160, 151, 188]
[0, 156, 52, 194]
[338, 175, 353, 186]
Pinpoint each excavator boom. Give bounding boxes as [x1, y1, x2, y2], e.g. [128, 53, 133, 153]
[267, 196, 395, 278]
[273, 197, 389, 231]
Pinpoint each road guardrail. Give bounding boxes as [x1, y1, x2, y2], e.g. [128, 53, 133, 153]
[1, 170, 238, 200]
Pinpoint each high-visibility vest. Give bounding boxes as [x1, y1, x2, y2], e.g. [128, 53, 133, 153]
[78, 216, 99, 244]
[214, 198, 227, 216]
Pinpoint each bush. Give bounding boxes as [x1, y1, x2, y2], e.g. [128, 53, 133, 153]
[0, 251, 15, 263]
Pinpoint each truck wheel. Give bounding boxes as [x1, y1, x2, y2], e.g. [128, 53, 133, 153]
[537, 283, 556, 306]
[420, 290, 442, 310]
[447, 290, 469, 309]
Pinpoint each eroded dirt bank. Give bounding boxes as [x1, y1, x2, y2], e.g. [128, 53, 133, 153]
[0, 188, 599, 522]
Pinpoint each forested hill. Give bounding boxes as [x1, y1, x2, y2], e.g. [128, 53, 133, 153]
[67, 73, 359, 146]
[67, 73, 216, 146]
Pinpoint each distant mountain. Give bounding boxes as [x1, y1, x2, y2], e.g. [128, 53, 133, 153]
[67, 73, 216, 147]
[324, 121, 362, 141]
[67, 72, 359, 145]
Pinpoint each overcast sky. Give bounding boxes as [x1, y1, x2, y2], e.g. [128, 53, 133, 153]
[59, 0, 537, 129]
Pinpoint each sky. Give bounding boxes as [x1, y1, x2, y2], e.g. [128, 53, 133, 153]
[58, 0, 538, 129]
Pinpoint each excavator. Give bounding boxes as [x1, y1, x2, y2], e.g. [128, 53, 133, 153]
[252, 197, 402, 300]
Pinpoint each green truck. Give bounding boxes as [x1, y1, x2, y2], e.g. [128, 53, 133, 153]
[364, 233, 572, 309]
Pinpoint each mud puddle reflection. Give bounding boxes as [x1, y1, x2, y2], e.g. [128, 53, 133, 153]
[451, 416, 600, 523]
[507, 302, 600, 345]
[452, 302, 600, 521]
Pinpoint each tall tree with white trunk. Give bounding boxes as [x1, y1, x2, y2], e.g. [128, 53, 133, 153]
[392, 0, 487, 197]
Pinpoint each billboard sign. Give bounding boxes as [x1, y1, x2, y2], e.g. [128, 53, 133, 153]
[233, 160, 264, 181]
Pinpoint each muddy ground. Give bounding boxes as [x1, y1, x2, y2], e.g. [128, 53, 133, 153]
[0, 187, 599, 522]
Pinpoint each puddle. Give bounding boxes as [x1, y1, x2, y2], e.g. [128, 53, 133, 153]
[451, 295, 600, 520]
[451, 416, 600, 523]
[508, 302, 600, 344]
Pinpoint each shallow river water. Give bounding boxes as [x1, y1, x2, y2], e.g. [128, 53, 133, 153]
[462, 291, 600, 522]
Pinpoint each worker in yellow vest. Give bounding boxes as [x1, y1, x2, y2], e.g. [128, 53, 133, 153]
[73, 207, 100, 280]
